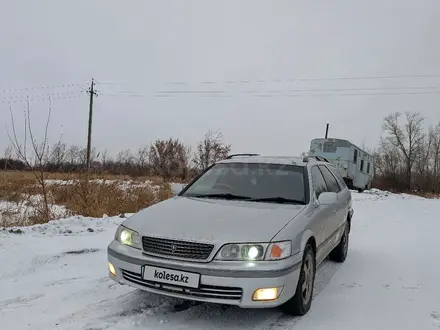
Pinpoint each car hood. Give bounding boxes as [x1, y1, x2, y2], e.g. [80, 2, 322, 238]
[122, 196, 306, 245]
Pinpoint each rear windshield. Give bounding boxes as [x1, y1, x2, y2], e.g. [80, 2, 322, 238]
[313, 139, 350, 153]
[181, 162, 307, 204]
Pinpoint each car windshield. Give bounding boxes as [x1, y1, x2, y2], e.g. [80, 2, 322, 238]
[181, 162, 307, 204]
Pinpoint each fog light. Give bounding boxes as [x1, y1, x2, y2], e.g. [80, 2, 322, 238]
[252, 287, 283, 301]
[108, 262, 116, 276]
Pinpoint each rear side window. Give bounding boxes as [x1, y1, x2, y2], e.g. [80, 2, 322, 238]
[311, 166, 328, 198]
[360, 159, 364, 172]
[326, 165, 347, 189]
[353, 149, 358, 163]
[318, 165, 341, 193]
[323, 141, 337, 153]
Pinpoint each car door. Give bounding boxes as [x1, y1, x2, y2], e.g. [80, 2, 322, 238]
[310, 165, 336, 263]
[318, 165, 345, 247]
[325, 164, 351, 221]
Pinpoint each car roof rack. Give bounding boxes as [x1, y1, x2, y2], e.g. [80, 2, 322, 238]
[303, 155, 330, 163]
[225, 153, 262, 159]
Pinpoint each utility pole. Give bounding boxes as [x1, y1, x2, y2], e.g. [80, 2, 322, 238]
[86, 78, 97, 171]
[325, 123, 329, 139]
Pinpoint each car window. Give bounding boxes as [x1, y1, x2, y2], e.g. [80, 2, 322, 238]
[326, 165, 347, 189]
[318, 165, 341, 193]
[310, 166, 328, 198]
[181, 162, 308, 203]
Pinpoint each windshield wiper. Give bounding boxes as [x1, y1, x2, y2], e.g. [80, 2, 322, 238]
[249, 197, 306, 205]
[188, 193, 252, 200]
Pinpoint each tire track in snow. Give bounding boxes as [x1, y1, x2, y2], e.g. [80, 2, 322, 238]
[2, 248, 101, 279]
[58, 258, 342, 330]
[0, 293, 45, 312]
[257, 259, 342, 330]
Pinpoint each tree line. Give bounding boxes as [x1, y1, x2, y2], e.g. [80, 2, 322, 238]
[373, 111, 440, 193]
[1, 130, 231, 180]
[3, 106, 440, 194]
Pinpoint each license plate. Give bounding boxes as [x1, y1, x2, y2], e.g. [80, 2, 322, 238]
[142, 265, 200, 288]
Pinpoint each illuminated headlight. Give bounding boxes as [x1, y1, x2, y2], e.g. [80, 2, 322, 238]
[215, 241, 291, 261]
[115, 225, 142, 249]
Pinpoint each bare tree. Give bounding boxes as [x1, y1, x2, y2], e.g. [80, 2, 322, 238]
[116, 149, 129, 164]
[67, 145, 81, 165]
[382, 112, 425, 190]
[136, 145, 150, 175]
[100, 149, 109, 170]
[193, 131, 231, 170]
[48, 141, 67, 171]
[176, 143, 192, 180]
[149, 138, 191, 179]
[78, 146, 97, 167]
[3, 146, 13, 170]
[430, 123, 440, 193]
[6, 100, 53, 222]
[375, 137, 404, 189]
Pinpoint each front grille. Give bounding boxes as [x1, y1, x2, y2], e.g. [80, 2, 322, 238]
[122, 269, 242, 301]
[142, 236, 214, 260]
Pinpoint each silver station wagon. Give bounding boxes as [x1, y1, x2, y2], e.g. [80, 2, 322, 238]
[107, 154, 354, 316]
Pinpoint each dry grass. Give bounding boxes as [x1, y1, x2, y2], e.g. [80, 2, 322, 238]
[1, 170, 171, 184]
[412, 191, 440, 199]
[0, 176, 37, 202]
[0, 171, 173, 226]
[50, 178, 172, 218]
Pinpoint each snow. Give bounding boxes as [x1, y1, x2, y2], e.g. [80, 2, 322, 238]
[0, 195, 70, 227]
[1, 190, 440, 329]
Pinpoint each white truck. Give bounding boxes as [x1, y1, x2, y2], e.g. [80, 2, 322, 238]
[308, 138, 374, 192]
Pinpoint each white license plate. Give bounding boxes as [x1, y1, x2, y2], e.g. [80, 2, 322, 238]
[142, 265, 200, 288]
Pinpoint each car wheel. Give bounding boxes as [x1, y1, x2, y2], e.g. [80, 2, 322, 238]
[280, 244, 316, 316]
[329, 221, 350, 263]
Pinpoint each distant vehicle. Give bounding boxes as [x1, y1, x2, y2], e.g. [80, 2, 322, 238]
[309, 138, 374, 192]
[107, 154, 354, 316]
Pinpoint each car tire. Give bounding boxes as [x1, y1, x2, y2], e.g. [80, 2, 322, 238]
[280, 244, 316, 316]
[329, 221, 350, 263]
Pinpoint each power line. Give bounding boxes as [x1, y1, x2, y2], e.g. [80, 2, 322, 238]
[0, 93, 86, 105]
[254, 91, 440, 97]
[155, 86, 440, 94]
[164, 73, 440, 86]
[153, 90, 440, 98]
[100, 85, 440, 97]
[250, 86, 439, 93]
[154, 87, 440, 97]
[0, 81, 90, 94]
[0, 90, 86, 101]
[94, 80, 122, 85]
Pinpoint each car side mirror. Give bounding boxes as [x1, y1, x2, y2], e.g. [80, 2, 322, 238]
[317, 192, 338, 205]
[171, 183, 185, 196]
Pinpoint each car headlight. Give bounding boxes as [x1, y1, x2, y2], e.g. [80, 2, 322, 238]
[214, 241, 291, 261]
[115, 225, 142, 249]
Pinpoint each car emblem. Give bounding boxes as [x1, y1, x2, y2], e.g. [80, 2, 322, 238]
[171, 244, 177, 253]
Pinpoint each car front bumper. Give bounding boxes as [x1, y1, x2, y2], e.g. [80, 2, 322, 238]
[107, 240, 302, 308]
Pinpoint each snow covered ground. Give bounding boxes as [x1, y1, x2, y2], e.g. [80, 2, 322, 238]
[1, 190, 440, 330]
[0, 195, 70, 227]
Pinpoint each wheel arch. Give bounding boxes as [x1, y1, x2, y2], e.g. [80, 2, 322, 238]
[299, 230, 316, 256]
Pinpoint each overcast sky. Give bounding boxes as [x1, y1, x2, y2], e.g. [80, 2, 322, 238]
[1, 0, 440, 158]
